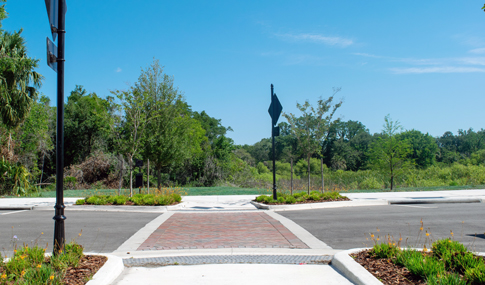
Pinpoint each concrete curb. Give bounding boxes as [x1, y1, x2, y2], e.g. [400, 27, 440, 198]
[0, 206, 33, 210]
[251, 200, 388, 211]
[85, 253, 124, 285]
[33, 203, 183, 212]
[331, 248, 383, 285]
[388, 197, 482, 204]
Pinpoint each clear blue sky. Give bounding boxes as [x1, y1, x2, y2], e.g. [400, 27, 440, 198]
[3, 1, 485, 145]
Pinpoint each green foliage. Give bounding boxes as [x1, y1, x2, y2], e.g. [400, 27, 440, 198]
[369, 115, 414, 190]
[0, 156, 33, 196]
[283, 89, 342, 193]
[285, 196, 296, 204]
[0, 241, 84, 285]
[371, 238, 485, 285]
[360, 176, 382, 190]
[370, 242, 401, 259]
[0, 28, 43, 129]
[81, 193, 180, 206]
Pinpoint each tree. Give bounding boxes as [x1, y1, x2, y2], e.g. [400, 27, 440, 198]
[137, 59, 205, 188]
[369, 115, 413, 190]
[64, 86, 113, 166]
[0, 28, 43, 157]
[283, 89, 342, 193]
[112, 87, 150, 196]
[398, 129, 438, 169]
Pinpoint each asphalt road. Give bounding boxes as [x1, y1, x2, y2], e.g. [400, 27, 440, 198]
[279, 203, 485, 252]
[0, 209, 160, 256]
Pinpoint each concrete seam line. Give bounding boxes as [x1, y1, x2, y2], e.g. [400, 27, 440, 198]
[114, 212, 174, 253]
[331, 248, 383, 285]
[265, 211, 332, 249]
[84, 253, 124, 285]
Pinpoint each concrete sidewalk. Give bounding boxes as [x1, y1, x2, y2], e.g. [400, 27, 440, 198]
[1, 189, 484, 212]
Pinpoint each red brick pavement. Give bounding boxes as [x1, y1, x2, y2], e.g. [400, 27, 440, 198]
[138, 212, 309, 250]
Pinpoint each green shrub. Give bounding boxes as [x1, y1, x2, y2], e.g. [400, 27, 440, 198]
[171, 193, 182, 203]
[464, 262, 485, 284]
[370, 243, 400, 259]
[75, 199, 85, 205]
[308, 193, 321, 201]
[255, 195, 267, 202]
[277, 197, 285, 203]
[293, 192, 307, 198]
[360, 177, 382, 190]
[285, 196, 296, 204]
[296, 196, 307, 203]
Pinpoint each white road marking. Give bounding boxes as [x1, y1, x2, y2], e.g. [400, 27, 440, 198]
[0, 210, 29, 215]
[393, 205, 438, 209]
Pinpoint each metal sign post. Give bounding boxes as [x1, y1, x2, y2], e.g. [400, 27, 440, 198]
[268, 84, 282, 200]
[45, 0, 67, 255]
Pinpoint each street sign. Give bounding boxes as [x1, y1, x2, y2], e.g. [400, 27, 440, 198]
[44, 0, 66, 41]
[268, 93, 283, 126]
[46, 37, 58, 72]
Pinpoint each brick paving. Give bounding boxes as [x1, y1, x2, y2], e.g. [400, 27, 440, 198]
[137, 212, 309, 250]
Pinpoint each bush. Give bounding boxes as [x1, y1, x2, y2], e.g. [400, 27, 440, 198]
[360, 177, 382, 190]
[285, 196, 296, 204]
[277, 196, 285, 203]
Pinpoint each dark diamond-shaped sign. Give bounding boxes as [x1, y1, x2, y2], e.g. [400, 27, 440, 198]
[46, 37, 58, 72]
[45, 0, 67, 41]
[268, 94, 283, 126]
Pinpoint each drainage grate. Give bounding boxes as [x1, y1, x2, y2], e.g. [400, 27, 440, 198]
[123, 255, 333, 267]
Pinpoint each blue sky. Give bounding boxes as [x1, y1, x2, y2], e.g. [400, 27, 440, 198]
[3, 1, 485, 145]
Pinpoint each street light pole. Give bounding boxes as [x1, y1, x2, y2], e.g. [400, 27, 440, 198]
[53, 0, 66, 255]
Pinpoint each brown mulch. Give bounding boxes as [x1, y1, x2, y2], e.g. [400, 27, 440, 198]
[256, 197, 351, 205]
[63, 255, 107, 285]
[350, 250, 425, 285]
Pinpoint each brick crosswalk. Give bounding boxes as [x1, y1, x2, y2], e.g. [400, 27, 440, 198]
[138, 212, 309, 250]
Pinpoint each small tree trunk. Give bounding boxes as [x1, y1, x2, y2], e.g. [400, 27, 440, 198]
[321, 157, 324, 193]
[391, 175, 394, 191]
[118, 156, 123, 195]
[40, 152, 46, 184]
[290, 157, 293, 195]
[129, 158, 133, 197]
[147, 159, 150, 194]
[307, 156, 310, 195]
[157, 168, 161, 190]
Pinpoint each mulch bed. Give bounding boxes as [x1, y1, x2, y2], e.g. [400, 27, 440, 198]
[63, 255, 107, 285]
[256, 197, 351, 205]
[350, 249, 425, 285]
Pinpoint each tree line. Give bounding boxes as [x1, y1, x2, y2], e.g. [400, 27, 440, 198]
[1, 0, 485, 195]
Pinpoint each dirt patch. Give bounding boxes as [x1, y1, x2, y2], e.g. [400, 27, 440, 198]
[63, 255, 107, 285]
[350, 249, 425, 285]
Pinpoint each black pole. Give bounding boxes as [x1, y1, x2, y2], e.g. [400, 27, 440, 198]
[271, 84, 277, 200]
[53, 0, 66, 255]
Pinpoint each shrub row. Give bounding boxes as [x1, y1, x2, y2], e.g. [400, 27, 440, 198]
[255, 191, 346, 204]
[75, 193, 182, 206]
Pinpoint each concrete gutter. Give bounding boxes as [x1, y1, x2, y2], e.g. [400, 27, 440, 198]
[331, 248, 383, 285]
[388, 197, 483, 204]
[85, 253, 124, 285]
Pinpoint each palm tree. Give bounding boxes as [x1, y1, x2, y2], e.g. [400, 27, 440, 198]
[0, 29, 43, 155]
